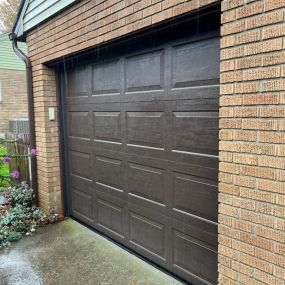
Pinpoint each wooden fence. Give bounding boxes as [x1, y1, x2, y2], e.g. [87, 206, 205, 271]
[3, 133, 31, 185]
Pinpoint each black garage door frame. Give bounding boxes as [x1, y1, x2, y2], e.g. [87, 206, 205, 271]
[52, 4, 221, 285]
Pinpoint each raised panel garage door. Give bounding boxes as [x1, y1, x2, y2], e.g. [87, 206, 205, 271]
[63, 14, 220, 285]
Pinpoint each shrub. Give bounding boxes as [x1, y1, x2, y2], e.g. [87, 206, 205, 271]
[1, 204, 32, 232]
[0, 185, 47, 248]
[0, 226, 22, 248]
[11, 183, 34, 206]
[0, 144, 10, 187]
[0, 135, 45, 249]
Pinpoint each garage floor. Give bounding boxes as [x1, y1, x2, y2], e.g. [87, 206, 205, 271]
[0, 219, 184, 285]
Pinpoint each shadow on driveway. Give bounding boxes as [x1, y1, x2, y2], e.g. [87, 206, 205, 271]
[0, 219, 185, 285]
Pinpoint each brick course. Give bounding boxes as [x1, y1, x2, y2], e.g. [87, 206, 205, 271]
[0, 69, 28, 133]
[21, 0, 285, 284]
[220, 1, 285, 285]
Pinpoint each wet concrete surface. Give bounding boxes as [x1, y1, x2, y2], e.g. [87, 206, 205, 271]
[0, 219, 185, 285]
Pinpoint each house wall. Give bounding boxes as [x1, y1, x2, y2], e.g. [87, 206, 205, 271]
[0, 69, 28, 134]
[219, 1, 285, 284]
[23, 0, 285, 284]
[0, 33, 27, 70]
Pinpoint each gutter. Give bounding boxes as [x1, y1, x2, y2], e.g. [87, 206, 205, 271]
[9, 32, 38, 205]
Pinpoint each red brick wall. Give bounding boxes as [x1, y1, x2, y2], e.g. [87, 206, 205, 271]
[0, 69, 28, 134]
[219, 1, 285, 284]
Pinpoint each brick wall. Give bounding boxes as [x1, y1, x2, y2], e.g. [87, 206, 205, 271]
[25, 0, 219, 213]
[0, 69, 28, 134]
[219, 1, 285, 284]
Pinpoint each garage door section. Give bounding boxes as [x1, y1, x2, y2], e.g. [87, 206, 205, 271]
[64, 20, 220, 285]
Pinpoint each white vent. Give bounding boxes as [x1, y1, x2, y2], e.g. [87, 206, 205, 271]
[9, 118, 29, 134]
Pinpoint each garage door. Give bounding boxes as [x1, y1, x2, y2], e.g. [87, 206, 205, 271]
[63, 15, 220, 285]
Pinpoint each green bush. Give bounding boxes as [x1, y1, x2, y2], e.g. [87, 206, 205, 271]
[11, 184, 34, 206]
[1, 204, 32, 232]
[0, 144, 10, 188]
[0, 185, 47, 248]
[0, 226, 22, 248]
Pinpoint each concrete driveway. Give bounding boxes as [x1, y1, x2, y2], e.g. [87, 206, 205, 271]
[0, 219, 185, 285]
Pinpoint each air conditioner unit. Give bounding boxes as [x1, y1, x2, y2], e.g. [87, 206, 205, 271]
[9, 118, 29, 134]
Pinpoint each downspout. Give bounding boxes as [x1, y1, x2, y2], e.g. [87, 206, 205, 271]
[9, 32, 38, 205]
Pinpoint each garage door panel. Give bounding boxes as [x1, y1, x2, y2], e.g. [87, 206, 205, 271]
[171, 38, 219, 89]
[68, 138, 92, 154]
[71, 188, 94, 224]
[94, 111, 122, 143]
[127, 162, 166, 206]
[70, 150, 92, 180]
[175, 98, 219, 112]
[126, 111, 165, 150]
[94, 140, 123, 152]
[168, 86, 219, 102]
[125, 146, 166, 160]
[96, 198, 125, 239]
[95, 155, 125, 195]
[93, 60, 121, 95]
[93, 104, 124, 151]
[127, 197, 217, 248]
[93, 149, 126, 195]
[127, 202, 217, 269]
[95, 183, 124, 200]
[95, 191, 128, 243]
[172, 172, 218, 222]
[123, 102, 167, 159]
[70, 174, 93, 193]
[171, 111, 219, 156]
[93, 147, 124, 158]
[126, 150, 168, 168]
[65, 96, 91, 105]
[67, 65, 92, 96]
[123, 99, 168, 110]
[65, 103, 92, 112]
[129, 211, 166, 261]
[172, 217, 218, 250]
[125, 152, 171, 212]
[169, 160, 218, 181]
[173, 230, 218, 285]
[69, 178, 94, 226]
[68, 111, 91, 139]
[122, 90, 165, 103]
[169, 151, 219, 170]
[125, 50, 164, 92]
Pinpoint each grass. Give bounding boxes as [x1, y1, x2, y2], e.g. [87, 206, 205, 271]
[0, 144, 10, 188]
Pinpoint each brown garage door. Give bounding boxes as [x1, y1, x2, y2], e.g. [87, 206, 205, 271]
[63, 14, 220, 285]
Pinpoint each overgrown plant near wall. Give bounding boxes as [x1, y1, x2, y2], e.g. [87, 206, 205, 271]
[0, 133, 31, 187]
[0, 183, 47, 248]
[0, 134, 48, 249]
[0, 144, 10, 187]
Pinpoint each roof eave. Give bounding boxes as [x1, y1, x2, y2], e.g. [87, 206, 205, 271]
[12, 0, 29, 41]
